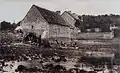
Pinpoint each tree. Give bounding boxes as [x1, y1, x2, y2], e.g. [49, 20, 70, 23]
[0, 21, 12, 30]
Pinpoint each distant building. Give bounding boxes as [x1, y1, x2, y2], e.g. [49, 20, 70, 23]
[86, 29, 92, 32]
[110, 24, 119, 31]
[20, 5, 71, 41]
[85, 28, 101, 33]
[110, 24, 120, 38]
[94, 28, 101, 32]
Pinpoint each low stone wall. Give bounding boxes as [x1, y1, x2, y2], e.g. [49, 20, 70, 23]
[76, 32, 114, 40]
[48, 37, 71, 44]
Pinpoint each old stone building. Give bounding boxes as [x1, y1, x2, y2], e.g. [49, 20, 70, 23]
[61, 11, 80, 38]
[20, 5, 71, 41]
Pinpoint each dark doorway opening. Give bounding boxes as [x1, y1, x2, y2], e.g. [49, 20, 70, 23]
[24, 33, 38, 43]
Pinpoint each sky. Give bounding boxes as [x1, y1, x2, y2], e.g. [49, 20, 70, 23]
[0, 0, 120, 23]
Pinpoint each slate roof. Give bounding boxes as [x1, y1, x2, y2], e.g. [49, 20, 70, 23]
[33, 5, 69, 27]
[64, 11, 80, 21]
[61, 11, 80, 28]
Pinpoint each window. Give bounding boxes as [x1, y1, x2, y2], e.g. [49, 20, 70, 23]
[31, 25, 34, 29]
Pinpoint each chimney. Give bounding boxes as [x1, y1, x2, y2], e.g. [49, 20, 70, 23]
[56, 11, 61, 15]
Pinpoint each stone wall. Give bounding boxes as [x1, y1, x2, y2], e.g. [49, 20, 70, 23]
[49, 24, 70, 38]
[76, 32, 114, 40]
[61, 12, 78, 39]
[20, 5, 49, 38]
[61, 12, 76, 27]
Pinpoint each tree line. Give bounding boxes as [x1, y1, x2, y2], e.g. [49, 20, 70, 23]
[1, 14, 120, 32]
[0, 21, 20, 30]
[76, 14, 120, 32]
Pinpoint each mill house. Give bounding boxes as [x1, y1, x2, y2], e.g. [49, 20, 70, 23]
[20, 5, 75, 42]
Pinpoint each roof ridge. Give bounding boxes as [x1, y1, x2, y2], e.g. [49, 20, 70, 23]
[65, 11, 80, 21]
[32, 5, 70, 27]
[32, 4, 57, 14]
[66, 11, 77, 20]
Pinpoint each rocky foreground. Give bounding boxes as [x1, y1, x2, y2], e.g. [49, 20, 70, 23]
[0, 31, 120, 73]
